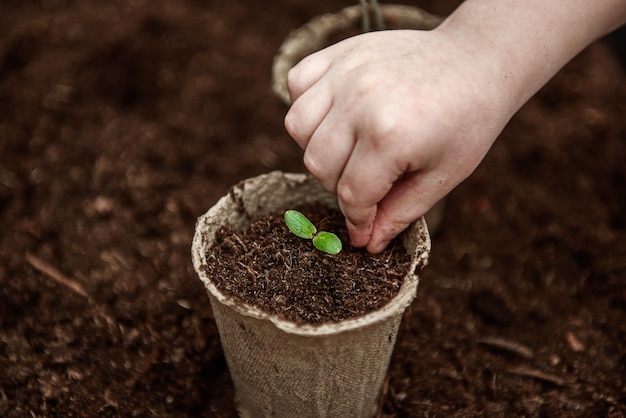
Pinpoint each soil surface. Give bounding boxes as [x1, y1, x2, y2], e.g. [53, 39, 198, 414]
[205, 205, 412, 324]
[1, 1, 625, 417]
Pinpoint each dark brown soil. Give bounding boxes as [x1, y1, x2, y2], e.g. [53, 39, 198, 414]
[205, 205, 412, 324]
[1, 1, 625, 417]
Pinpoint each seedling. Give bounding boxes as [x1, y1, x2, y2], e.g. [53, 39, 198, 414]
[284, 210, 342, 255]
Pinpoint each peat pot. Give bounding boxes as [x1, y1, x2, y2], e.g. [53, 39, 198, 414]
[191, 171, 431, 418]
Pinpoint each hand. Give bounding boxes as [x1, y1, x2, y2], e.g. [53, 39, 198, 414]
[285, 29, 515, 253]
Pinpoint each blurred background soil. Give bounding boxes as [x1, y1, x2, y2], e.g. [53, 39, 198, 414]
[1, 1, 625, 416]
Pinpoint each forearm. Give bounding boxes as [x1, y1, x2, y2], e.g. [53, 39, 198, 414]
[438, 0, 626, 110]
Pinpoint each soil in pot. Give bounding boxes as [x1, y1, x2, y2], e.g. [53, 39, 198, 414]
[203, 204, 414, 324]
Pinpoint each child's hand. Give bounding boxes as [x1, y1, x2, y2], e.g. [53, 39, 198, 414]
[285, 0, 625, 253]
[285, 29, 513, 253]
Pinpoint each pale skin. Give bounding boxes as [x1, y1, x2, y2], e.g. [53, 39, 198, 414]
[284, 0, 626, 253]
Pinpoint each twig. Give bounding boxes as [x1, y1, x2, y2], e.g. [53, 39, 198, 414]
[565, 331, 585, 352]
[26, 253, 88, 298]
[506, 366, 567, 387]
[232, 233, 247, 253]
[360, 0, 386, 33]
[478, 336, 534, 359]
[360, 0, 371, 32]
[370, 0, 386, 30]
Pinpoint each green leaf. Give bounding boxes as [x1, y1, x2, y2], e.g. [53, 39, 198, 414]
[313, 231, 342, 255]
[284, 210, 317, 239]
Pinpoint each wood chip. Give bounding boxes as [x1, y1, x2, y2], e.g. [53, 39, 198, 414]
[565, 331, 585, 352]
[506, 366, 567, 386]
[478, 336, 534, 359]
[26, 253, 88, 298]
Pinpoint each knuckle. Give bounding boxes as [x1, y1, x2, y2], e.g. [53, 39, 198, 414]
[303, 152, 321, 177]
[283, 111, 298, 137]
[336, 182, 358, 208]
[286, 67, 301, 92]
[370, 112, 401, 146]
[284, 109, 307, 147]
